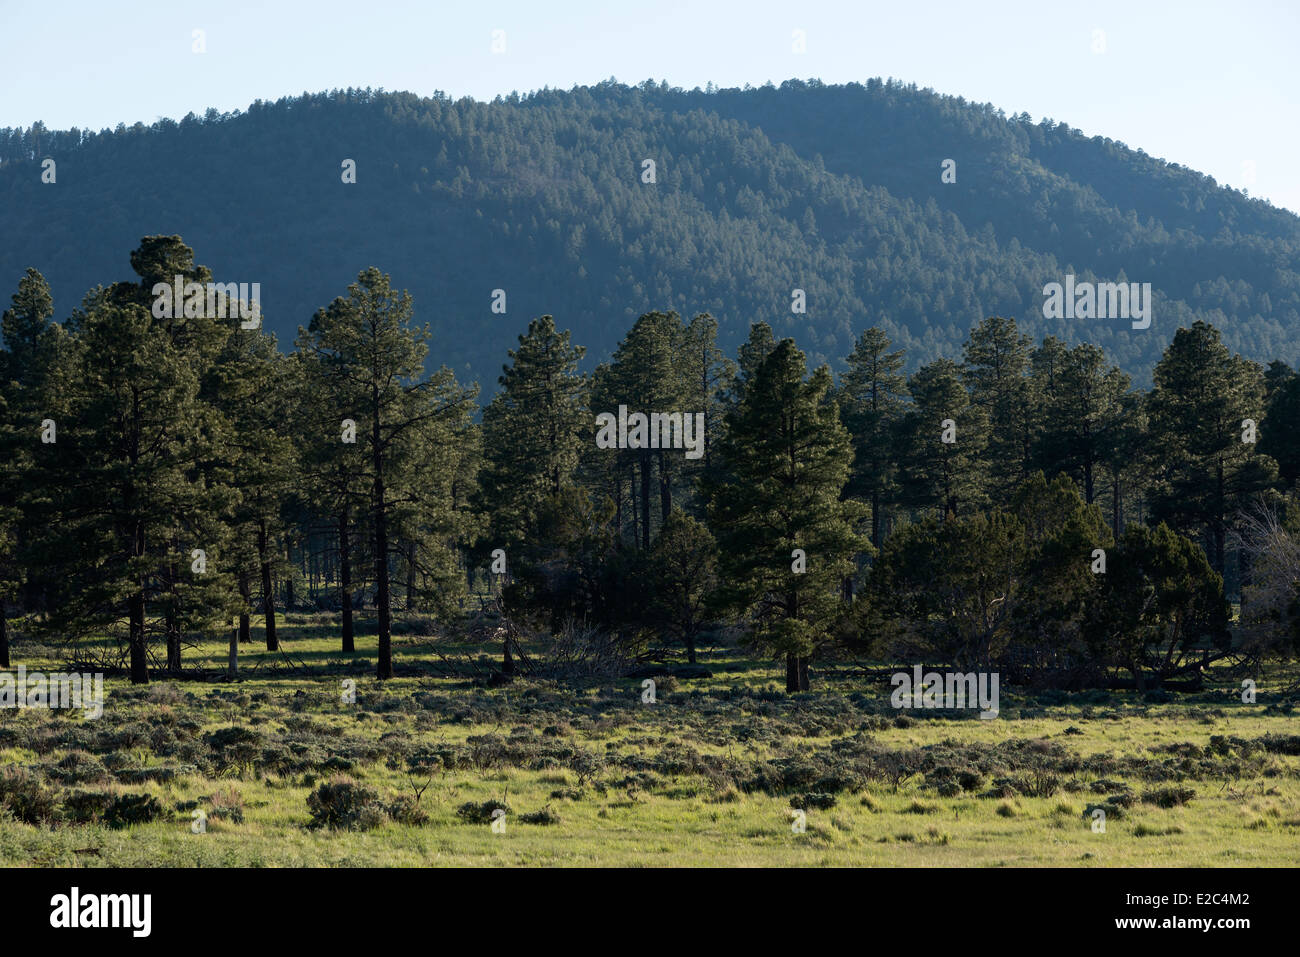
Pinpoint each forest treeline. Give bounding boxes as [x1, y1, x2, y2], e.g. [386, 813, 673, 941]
[2, 80, 1298, 389]
[3, 236, 1300, 692]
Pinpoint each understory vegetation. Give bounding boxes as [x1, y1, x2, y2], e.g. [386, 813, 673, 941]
[1, 619, 1297, 866]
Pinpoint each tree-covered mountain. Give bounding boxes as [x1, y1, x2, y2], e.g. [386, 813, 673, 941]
[3, 78, 1298, 389]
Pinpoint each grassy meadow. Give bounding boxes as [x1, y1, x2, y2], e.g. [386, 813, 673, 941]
[1, 615, 1298, 867]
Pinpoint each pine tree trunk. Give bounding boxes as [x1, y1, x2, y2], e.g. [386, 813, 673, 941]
[658, 450, 672, 525]
[798, 656, 811, 692]
[374, 406, 393, 680]
[258, 518, 278, 651]
[0, 600, 9, 668]
[339, 511, 354, 653]
[624, 462, 634, 546]
[128, 587, 148, 684]
[129, 519, 149, 684]
[1214, 462, 1226, 575]
[785, 652, 799, 693]
[285, 542, 295, 610]
[405, 542, 416, 611]
[165, 604, 181, 672]
[614, 477, 623, 543]
[686, 633, 696, 665]
[227, 622, 238, 677]
[1112, 478, 1122, 539]
[166, 548, 181, 671]
[238, 572, 251, 644]
[639, 451, 652, 550]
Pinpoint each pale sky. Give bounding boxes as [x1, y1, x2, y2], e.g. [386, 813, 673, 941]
[3, 0, 1297, 212]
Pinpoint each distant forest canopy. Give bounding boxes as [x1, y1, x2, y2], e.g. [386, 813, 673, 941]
[2, 79, 1298, 391]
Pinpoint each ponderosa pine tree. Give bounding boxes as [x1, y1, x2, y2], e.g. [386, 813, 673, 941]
[1006, 472, 1112, 680]
[963, 316, 1032, 501]
[216, 327, 298, 653]
[388, 368, 479, 618]
[1260, 366, 1300, 489]
[0, 384, 19, 668]
[730, 321, 777, 408]
[0, 267, 57, 666]
[112, 236, 240, 671]
[706, 338, 863, 692]
[591, 310, 684, 549]
[649, 510, 718, 664]
[289, 349, 369, 653]
[1147, 321, 1278, 578]
[839, 326, 907, 549]
[678, 313, 735, 477]
[32, 294, 210, 683]
[23, 237, 242, 683]
[1033, 341, 1131, 505]
[297, 268, 445, 679]
[895, 358, 989, 519]
[478, 315, 588, 552]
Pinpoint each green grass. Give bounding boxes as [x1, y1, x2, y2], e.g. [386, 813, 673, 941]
[1, 615, 1297, 867]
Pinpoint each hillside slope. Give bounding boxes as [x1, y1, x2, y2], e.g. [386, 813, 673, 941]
[2, 79, 1297, 388]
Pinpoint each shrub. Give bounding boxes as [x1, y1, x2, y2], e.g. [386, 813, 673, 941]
[456, 799, 510, 824]
[48, 751, 109, 786]
[790, 792, 837, 810]
[306, 778, 385, 830]
[62, 789, 116, 824]
[386, 795, 429, 826]
[520, 806, 561, 825]
[986, 777, 1019, 799]
[1143, 786, 1196, 808]
[104, 793, 164, 829]
[204, 726, 263, 775]
[0, 767, 58, 824]
[1258, 734, 1300, 756]
[1083, 802, 1124, 821]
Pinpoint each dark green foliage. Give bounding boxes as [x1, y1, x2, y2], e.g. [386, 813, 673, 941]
[706, 339, 865, 690]
[62, 789, 117, 824]
[1084, 522, 1231, 688]
[1147, 321, 1278, 576]
[894, 358, 989, 518]
[1142, 786, 1196, 808]
[5, 82, 1298, 389]
[0, 767, 58, 824]
[519, 805, 561, 825]
[648, 511, 718, 664]
[306, 777, 386, 830]
[839, 327, 907, 549]
[102, 792, 165, 829]
[789, 792, 837, 810]
[456, 799, 510, 824]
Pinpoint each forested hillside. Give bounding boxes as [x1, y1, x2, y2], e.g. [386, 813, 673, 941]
[2, 79, 1298, 388]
